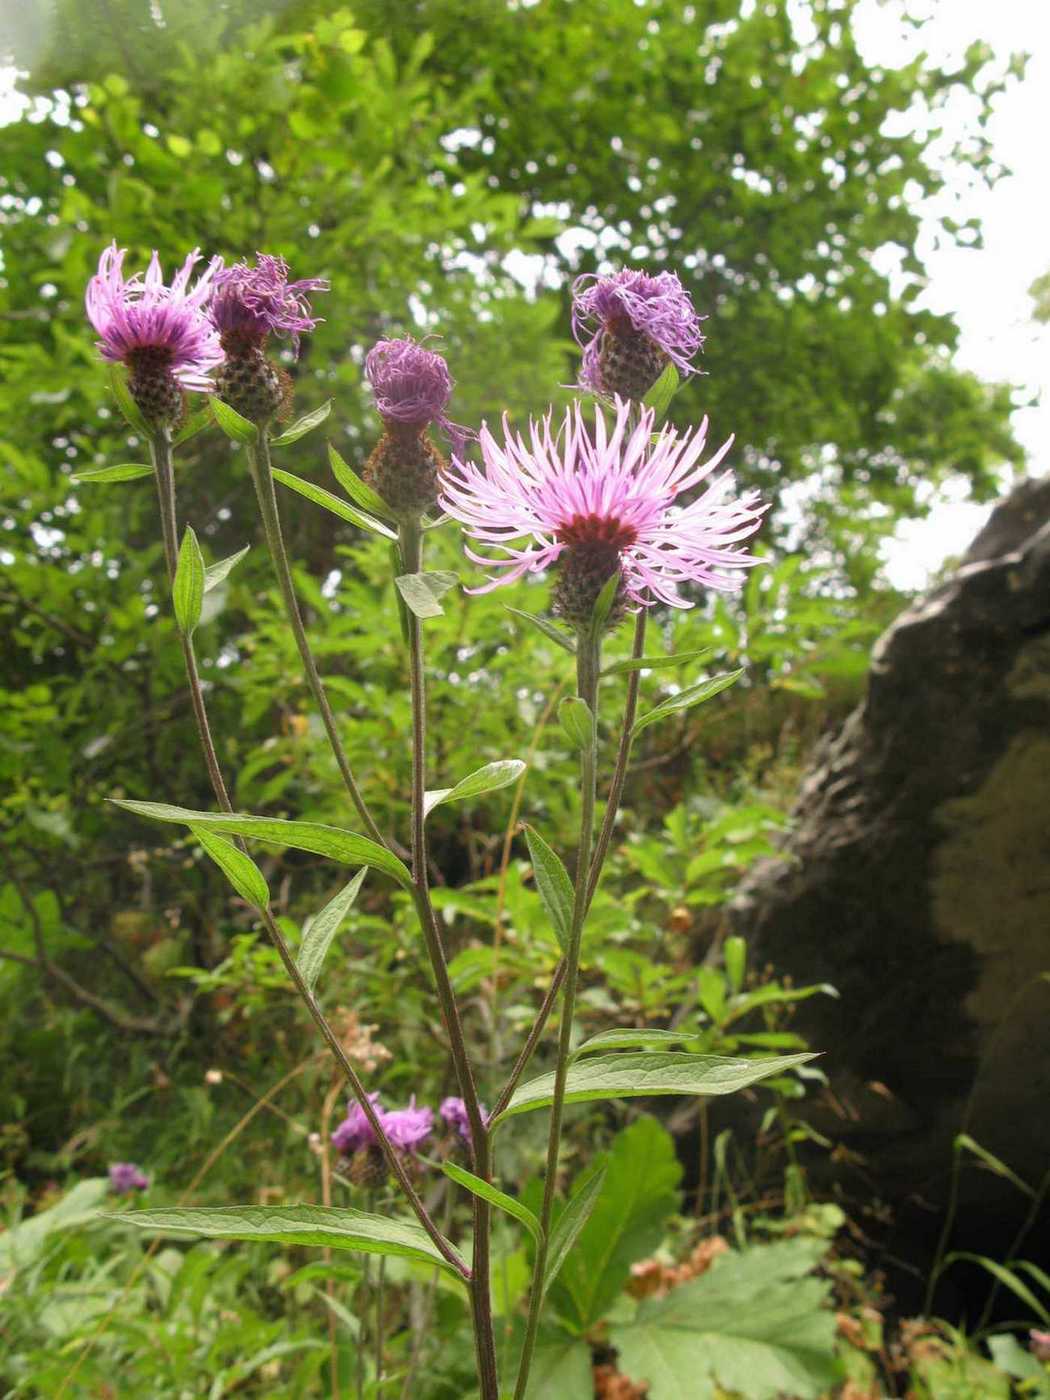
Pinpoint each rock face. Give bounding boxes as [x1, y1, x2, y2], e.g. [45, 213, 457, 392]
[732, 479, 1050, 1211]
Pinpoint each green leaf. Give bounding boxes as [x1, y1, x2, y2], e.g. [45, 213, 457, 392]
[172, 526, 205, 636]
[424, 759, 526, 818]
[327, 444, 396, 521]
[558, 697, 594, 751]
[111, 1204, 463, 1276]
[987, 1334, 1047, 1383]
[941, 1253, 1050, 1326]
[505, 607, 576, 655]
[395, 571, 459, 619]
[724, 935, 747, 993]
[211, 397, 257, 444]
[632, 670, 744, 737]
[0, 1179, 110, 1272]
[297, 869, 366, 992]
[610, 1238, 838, 1400]
[171, 405, 212, 446]
[71, 462, 153, 484]
[495, 1052, 815, 1123]
[543, 1164, 606, 1298]
[269, 400, 332, 447]
[442, 1162, 543, 1247]
[589, 570, 620, 639]
[190, 826, 269, 911]
[570, 1028, 703, 1060]
[601, 647, 712, 677]
[107, 364, 148, 433]
[110, 800, 413, 889]
[272, 468, 398, 540]
[204, 545, 250, 593]
[523, 825, 574, 953]
[642, 362, 680, 420]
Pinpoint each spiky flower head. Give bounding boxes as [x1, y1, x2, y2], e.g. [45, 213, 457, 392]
[331, 1092, 383, 1156]
[209, 253, 328, 352]
[85, 242, 224, 426]
[441, 396, 765, 628]
[108, 1161, 150, 1193]
[440, 1095, 482, 1143]
[381, 1097, 434, 1154]
[572, 268, 704, 401]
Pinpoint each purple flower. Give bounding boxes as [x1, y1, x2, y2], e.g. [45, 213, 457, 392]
[572, 268, 704, 395]
[85, 242, 224, 392]
[209, 253, 328, 353]
[440, 1096, 484, 1142]
[364, 337, 470, 447]
[331, 1092, 383, 1156]
[380, 1097, 433, 1154]
[441, 396, 765, 619]
[108, 1162, 150, 1194]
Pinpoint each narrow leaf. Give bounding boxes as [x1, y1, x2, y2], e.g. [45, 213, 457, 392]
[633, 670, 743, 737]
[723, 936, 747, 994]
[494, 1052, 816, 1123]
[107, 364, 148, 433]
[395, 571, 459, 619]
[505, 607, 576, 655]
[642, 362, 680, 420]
[543, 1165, 607, 1297]
[297, 869, 366, 992]
[71, 462, 153, 484]
[111, 1204, 463, 1276]
[269, 400, 332, 447]
[558, 697, 594, 751]
[211, 397, 257, 444]
[941, 1253, 1050, 1326]
[272, 467, 398, 540]
[172, 406, 212, 446]
[602, 648, 712, 678]
[110, 800, 413, 889]
[204, 545, 250, 593]
[327, 444, 396, 521]
[173, 526, 205, 636]
[571, 1028, 703, 1060]
[589, 571, 620, 639]
[523, 825, 574, 953]
[442, 1163, 543, 1247]
[424, 760, 526, 818]
[190, 826, 269, 910]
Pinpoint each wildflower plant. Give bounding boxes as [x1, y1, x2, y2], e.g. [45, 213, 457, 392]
[83, 248, 812, 1399]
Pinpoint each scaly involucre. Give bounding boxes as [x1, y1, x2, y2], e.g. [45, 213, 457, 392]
[85, 242, 224, 390]
[573, 268, 704, 391]
[208, 253, 328, 352]
[441, 397, 766, 609]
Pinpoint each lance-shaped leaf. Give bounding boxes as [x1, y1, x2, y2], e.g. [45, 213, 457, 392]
[173, 526, 205, 636]
[71, 462, 153, 484]
[543, 1163, 606, 1297]
[272, 468, 398, 540]
[190, 826, 269, 911]
[108, 364, 148, 433]
[424, 760, 526, 818]
[442, 1163, 543, 1248]
[269, 399, 332, 447]
[642, 362, 680, 421]
[602, 647, 712, 678]
[110, 800, 413, 888]
[523, 825, 574, 953]
[558, 697, 594, 751]
[493, 1052, 815, 1123]
[211, 396, 257, 444]
[632, 670, 743, 737]
[297, 869, 366, 992]
[505, 607, 576, 655]
[328, 444, 396, 521]
[111, 1204, 465, 1276]
[395, 571, 459, 619]
[172, 405, 212, 446]
[570, 1028, 703, 1061]
[204, 544, 250, 593]
[589, 570, 620, 640]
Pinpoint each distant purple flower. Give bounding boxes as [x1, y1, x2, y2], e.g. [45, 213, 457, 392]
[209, 253, 328, 353]
[381, 1097, 433, 1154]
[331, 1092, 383, 1156]
[572, 268, 704, 394]
[440, 1096, 484, 1143]
[1031, 1330, 1050, 1362]
[108, 1162, 149, 1194]
[365, 337, 470, 447]
[85, 242, 224, 392]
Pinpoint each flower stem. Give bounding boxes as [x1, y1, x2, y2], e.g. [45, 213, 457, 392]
[513, 630, 602, 1400]
[247, 430, 389, 851]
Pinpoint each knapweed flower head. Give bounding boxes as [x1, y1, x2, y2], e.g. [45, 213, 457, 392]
[331, 1091, 383, 1156]
[381, 1097, 434, 1154]
[441, 396, 765, 627]
[209, 253, 328, 352]
[440, 1095, 482, 1143]
[572, 268, 704, 401]
[108, 1161, 150, 1194]
[85, 242, 224, 425]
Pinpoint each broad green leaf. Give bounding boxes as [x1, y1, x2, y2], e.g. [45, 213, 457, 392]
[204, 544, 250, 593]
[172, 526, 205, 635]
[632, 670, 744, 737]
[543, 1163, 606, 1298]
[272, 467, 398, 540]
[501, 1323, 593, 1400]
[424, 759, 526, 818]
[211, 397, 257, 444]
[610, 1238, 838, 1400]
[110, 800, 412, 889]
[297, 869, 366, 992]
[190, 826, 269, 910]
[442, 1162, 542, 1247]
[327, 444, 396, 521]
[108, 364, 148, 433]
[495, 1052, 814, 1122]
[505, 607, 576, 655]
[523, 825, 574, 953]
[172, 405, 212, 446]
[395, 571, 459, 619]
[570, 1028, 703, 1060]
[269, 399, 331, 447]
[0, 1179, 110, 1272]
[111, 1204, 463, 1276]
[71, 462, 153, 484]
[601, 647, 712, 677]
[558, 697, 594, 751]
[643, 362, 680, 420]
